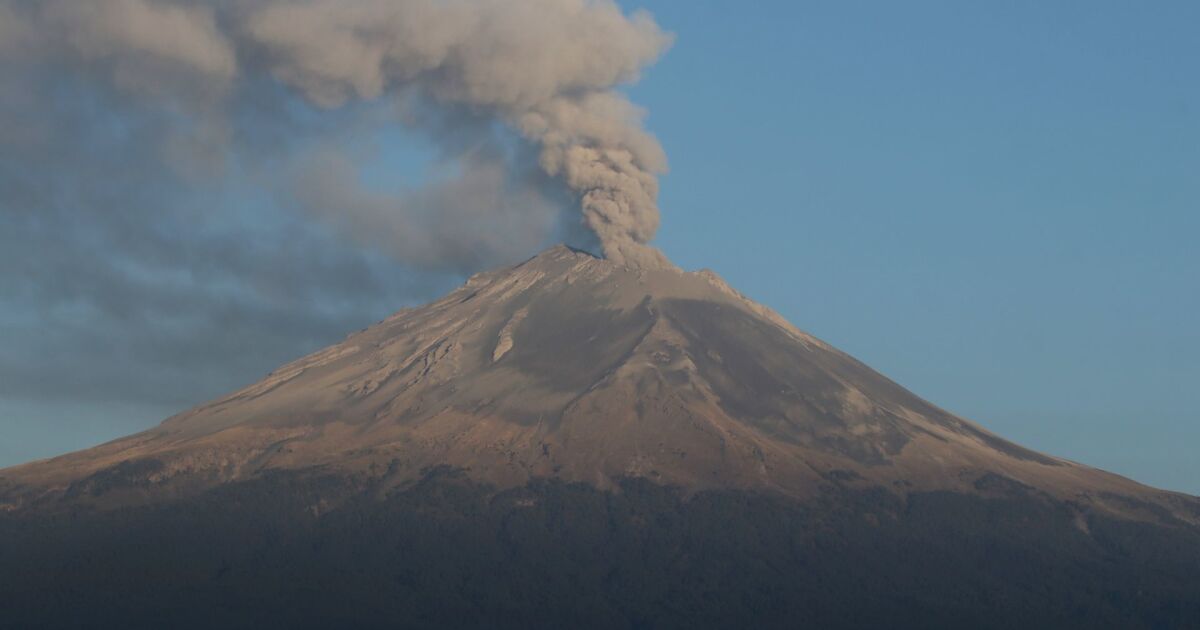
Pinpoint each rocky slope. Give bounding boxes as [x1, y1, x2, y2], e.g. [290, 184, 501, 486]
[2, 245, 1197, 525]
[2, 245, 1199, 629]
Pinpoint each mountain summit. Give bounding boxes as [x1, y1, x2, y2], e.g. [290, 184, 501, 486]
[1, 245, 1195, 520]
[2, 245, 1199, 628]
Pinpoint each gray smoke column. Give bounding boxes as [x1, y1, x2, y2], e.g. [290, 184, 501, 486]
[1, 0, 674, 268]
[241, 0, 674, 268]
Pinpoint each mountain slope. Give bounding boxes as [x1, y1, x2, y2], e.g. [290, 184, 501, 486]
[2, 245, 1199, 629]
[1, 245, 1196, 524]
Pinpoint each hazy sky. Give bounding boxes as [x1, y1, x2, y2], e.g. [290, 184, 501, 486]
[2, 1, 1197, 494]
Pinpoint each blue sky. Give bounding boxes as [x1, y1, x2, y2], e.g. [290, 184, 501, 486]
[1, 1, 1196, 494]
[634, 0, 1199, 492]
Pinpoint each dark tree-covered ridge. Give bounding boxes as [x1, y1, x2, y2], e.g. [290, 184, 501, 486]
[2, 468, 1199, 629]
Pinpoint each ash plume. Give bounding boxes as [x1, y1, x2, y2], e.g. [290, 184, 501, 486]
[1, 0, 674, 267]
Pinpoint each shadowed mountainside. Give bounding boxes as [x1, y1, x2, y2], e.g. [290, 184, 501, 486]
[2, 470, 1200, 629]
[2, 245, 1198, 628]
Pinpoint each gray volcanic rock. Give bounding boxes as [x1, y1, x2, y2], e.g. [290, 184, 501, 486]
[2, 245, 1195, 525]
[3, 245, 1200, 630]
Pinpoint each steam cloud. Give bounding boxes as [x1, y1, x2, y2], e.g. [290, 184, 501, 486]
[1, 0, 674, 268]
[0, 0, 673, 421]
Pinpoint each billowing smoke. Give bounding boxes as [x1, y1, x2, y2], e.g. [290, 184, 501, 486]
[0, 0, 672, 426]
[1, 0, 674, 267]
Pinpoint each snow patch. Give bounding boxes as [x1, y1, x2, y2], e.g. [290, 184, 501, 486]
[492, 308, 528, 362]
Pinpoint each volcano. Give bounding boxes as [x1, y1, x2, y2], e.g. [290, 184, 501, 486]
[2, 245, 1199, 629]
